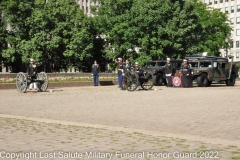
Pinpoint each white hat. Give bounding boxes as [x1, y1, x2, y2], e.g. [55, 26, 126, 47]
[30, 58, 34, 61]
[118, 58, 122, 60]
[183, 59, 187, 62]
[135, 62, 139, 65]
[167, 58, 170, 61]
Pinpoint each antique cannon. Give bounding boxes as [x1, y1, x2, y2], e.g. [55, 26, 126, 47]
[123, 69, 154, 91]
[16, 72, 48, 93]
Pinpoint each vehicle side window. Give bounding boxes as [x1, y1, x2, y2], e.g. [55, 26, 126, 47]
[222, 63, 225, 69]
[200, 62, 211, 67]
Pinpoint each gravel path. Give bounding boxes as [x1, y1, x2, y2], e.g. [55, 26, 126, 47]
[0, 82, 240, 159]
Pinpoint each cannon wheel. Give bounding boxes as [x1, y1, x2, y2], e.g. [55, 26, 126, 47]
[122, 71, 138, 91]
[37, 72, 48, 92]
[141, 71, 154, 90]
[126, 71, 138, 91]
[16, 72, 28, 93]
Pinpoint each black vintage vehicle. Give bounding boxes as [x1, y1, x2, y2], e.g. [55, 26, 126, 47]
[122, 68, 154, 91]
[143, 60, 182, 86]
[16, 72, 48, 93]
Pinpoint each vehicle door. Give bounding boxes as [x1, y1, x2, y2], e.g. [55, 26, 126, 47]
[212, 61, 221, 79]
[219, 62, 227, 80]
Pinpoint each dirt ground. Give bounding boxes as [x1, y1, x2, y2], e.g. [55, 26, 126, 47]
[0, 81, 240, 160]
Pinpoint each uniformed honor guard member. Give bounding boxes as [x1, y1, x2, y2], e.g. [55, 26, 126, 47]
[165, 58, 171, 70]
[124, 59, 131, 73]
[27, 58, 38, 90]
[181, 59, 190, 69]
[117, 58, 124, 88]
[165, 58, 173, 75]
[91, 60, 100, 86]
[181, 59, 191, 76]
[134, 62, 141, 87]
[134, 62, 141, 71]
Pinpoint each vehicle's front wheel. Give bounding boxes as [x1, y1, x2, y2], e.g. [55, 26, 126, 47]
[226, 73, 235, 86]
[154, 73, 164, 86]
[197, 74, 209, 87]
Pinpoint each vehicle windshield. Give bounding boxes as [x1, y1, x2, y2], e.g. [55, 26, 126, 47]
[145, 62, 165, 68]
[199, 61, 212, 67]
[188, 62, 199, 68]
[157, 62, 166, 67]
[145, 62, 156, 68]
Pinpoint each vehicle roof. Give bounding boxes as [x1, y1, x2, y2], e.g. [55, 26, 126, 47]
[147, 60, 182, 63]
[185, 55, 228, 62]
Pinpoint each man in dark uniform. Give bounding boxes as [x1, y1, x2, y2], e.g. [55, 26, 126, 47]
[124, 59, 131, 73]
[117, 58, 124, 88]
[165, 58, 171, 70]
[165, 57, 173, 75]
[164, 58, 172, 86]
[181, 59, 190, 76]
[91, 60, 100, 86]
[134, 62, 141, 87]
[27, 58, 38, 90]
[134, 62, 141, 71]
[181, 59, 190, 69]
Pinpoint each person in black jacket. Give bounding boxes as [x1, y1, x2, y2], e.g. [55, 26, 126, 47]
[91, 60, 100, 86]
[27, 58, 38, 90]
[165, 58, 171, 70]
[181, 59, 190, 76]
[134, 62, 141, 87]
[181, 59, 190, 69]
[124, 59, 131, 73]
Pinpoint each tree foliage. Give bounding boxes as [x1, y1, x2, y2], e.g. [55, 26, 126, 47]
[192, 0, 232, 56]
[0, 3, 7, 66]
[0, 0, 34, 72]
[93, 0, 232, 66]
[19, 0, 96, 72]
[0, 0, 233, 72]
[0, 0, 100, 72]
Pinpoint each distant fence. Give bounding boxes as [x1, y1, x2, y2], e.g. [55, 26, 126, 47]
[0, 73, 118, 78]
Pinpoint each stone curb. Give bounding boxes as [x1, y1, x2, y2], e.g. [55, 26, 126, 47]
[0, 81, 118, 90]
[0, 73, 117, 78]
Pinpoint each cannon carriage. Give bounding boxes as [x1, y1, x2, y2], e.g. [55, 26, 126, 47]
[122, 68, 154, 91]
[16, 72, 48, 93]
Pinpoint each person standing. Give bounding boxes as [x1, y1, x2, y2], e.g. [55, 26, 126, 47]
[117, 58, 124, 88]
[165, 58, 171, 70]
[134, 62, 141, 71]
[28, 58, 38, 90]
[124, 59, 131, 73]
[181, 59, 191, 76]
[134, 62, 141, 87]
[91, 60, 100, 86]
[181, 59, 190, 69]
[165, 57, 173, 75]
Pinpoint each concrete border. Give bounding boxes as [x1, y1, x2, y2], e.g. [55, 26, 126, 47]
[0, 73, 117, 78]
[0, 81, 118, 90]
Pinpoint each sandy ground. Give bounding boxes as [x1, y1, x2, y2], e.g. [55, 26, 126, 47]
[0, 81, 240, 160]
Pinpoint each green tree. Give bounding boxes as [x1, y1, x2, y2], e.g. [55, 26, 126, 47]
[93, 0, 232, 66]
[93, 0, 199, 66]
[18, 0, 96, 72]
[193, 0, 232, 56]
[0, 3, 8, 67]
[0, 0, 35, 72]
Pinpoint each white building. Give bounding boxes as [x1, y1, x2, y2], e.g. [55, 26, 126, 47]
[76, 0, 99, 16]
[203, 0, 240, 62]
